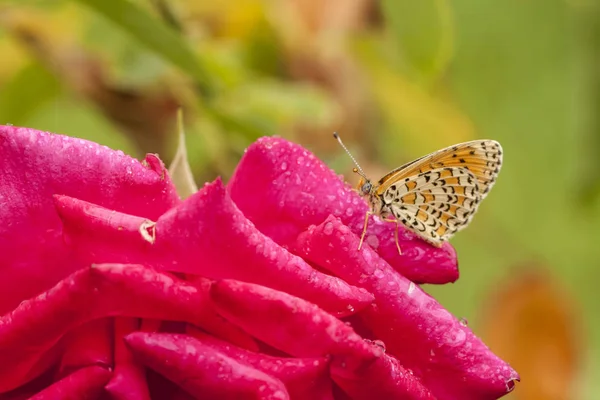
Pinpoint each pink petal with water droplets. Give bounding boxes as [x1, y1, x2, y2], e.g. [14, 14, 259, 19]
[0, 263, 242, 392]
[228, 136, 458, 284]
[187, 327, 334, 400]
[28, 366, 112, 400]
[331, 351, 435, 400]
[0, 125, 179, 314]
[209, 279, 380, 368]
[125, 332, 290, 400]
[183, 276, 259, 351]
[296, 215, 519, 400]
[54, 194, 259, 350]
[155, 179, 374, 317]
[55, 180, 374, 317]
[53, 194, 156, 264]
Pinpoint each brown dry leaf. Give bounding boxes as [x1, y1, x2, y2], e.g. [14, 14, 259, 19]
[479, 265, 583, 400]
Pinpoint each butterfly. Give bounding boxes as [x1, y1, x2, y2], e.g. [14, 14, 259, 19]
[333, 133, 503, 254]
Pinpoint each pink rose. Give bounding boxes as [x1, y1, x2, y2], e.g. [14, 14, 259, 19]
[0, 126, 518, 399]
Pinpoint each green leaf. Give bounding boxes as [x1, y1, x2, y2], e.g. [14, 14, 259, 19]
[73, 0, 214, 97]
[215, 80, 338, 140]
[168, 109, 198, 199]
[0, 62, 61, 125]
[381, 0, 454, 83]
[24, 94, 139, 157]
[353, 36, 473, 159]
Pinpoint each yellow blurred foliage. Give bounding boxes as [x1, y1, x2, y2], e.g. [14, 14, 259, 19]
[360, 53, 474, 153]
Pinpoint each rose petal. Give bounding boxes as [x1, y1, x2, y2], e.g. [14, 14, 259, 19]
[228, 136, 458, 284]
[0, 359, 58, 399]
[187, 327, 334, 400]
[140, 319, 162, 333]
[56, 318, 113, 378]
[0, 336, 61, 393]
[145, 369, 195, 400]
[295, 215, 519, 400]
[182, 276, 259, 351]
[0, 125, 179, 314]
[53, 194, 156, 264]
[28, 366, 112, 400]
[156, 178, 374, 317]
[105, 317, 150, 400]
[0, 263, 244, 391]
[209, 279, 380, 368]
[331, 352, 435, 400]
[125, 332, 290, 400]
[340, 314, 376, 341]
[55, 180, 375, 317]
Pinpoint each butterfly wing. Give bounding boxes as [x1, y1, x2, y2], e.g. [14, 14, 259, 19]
[380, 167, 482, 245]
[375, 140, 503, 197]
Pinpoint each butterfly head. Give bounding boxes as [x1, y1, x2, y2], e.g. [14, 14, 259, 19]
[355, 169, 373, 196]
[333, 132, 374, 196]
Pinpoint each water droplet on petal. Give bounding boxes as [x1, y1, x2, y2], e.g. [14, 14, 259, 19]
[408, 281, 416, 295]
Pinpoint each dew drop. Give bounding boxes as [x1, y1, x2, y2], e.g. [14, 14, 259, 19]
[280, 162, 288, 171]
[323, 222, 334, 235]
[408, 281, 416, 295]
[365, 234, 379, 249]
[372, 339, 386, 351]
[373, 269, 385, 279]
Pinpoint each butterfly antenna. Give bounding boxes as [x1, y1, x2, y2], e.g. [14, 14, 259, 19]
[333, 132, 368, 180]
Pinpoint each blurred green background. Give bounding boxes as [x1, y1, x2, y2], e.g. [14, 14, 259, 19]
[0, 0, 597, 398]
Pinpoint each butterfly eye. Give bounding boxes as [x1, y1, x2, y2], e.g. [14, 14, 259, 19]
[361, 181, 372, 194]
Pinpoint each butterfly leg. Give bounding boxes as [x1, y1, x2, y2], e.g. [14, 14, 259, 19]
[382, 218, 402, 255]
[358, 210, 373, 251]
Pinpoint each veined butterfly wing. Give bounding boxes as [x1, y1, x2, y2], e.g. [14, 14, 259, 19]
[332, 133, 503, 250]
[380, 167, 482, 245]
[375, 140, 503, 198]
